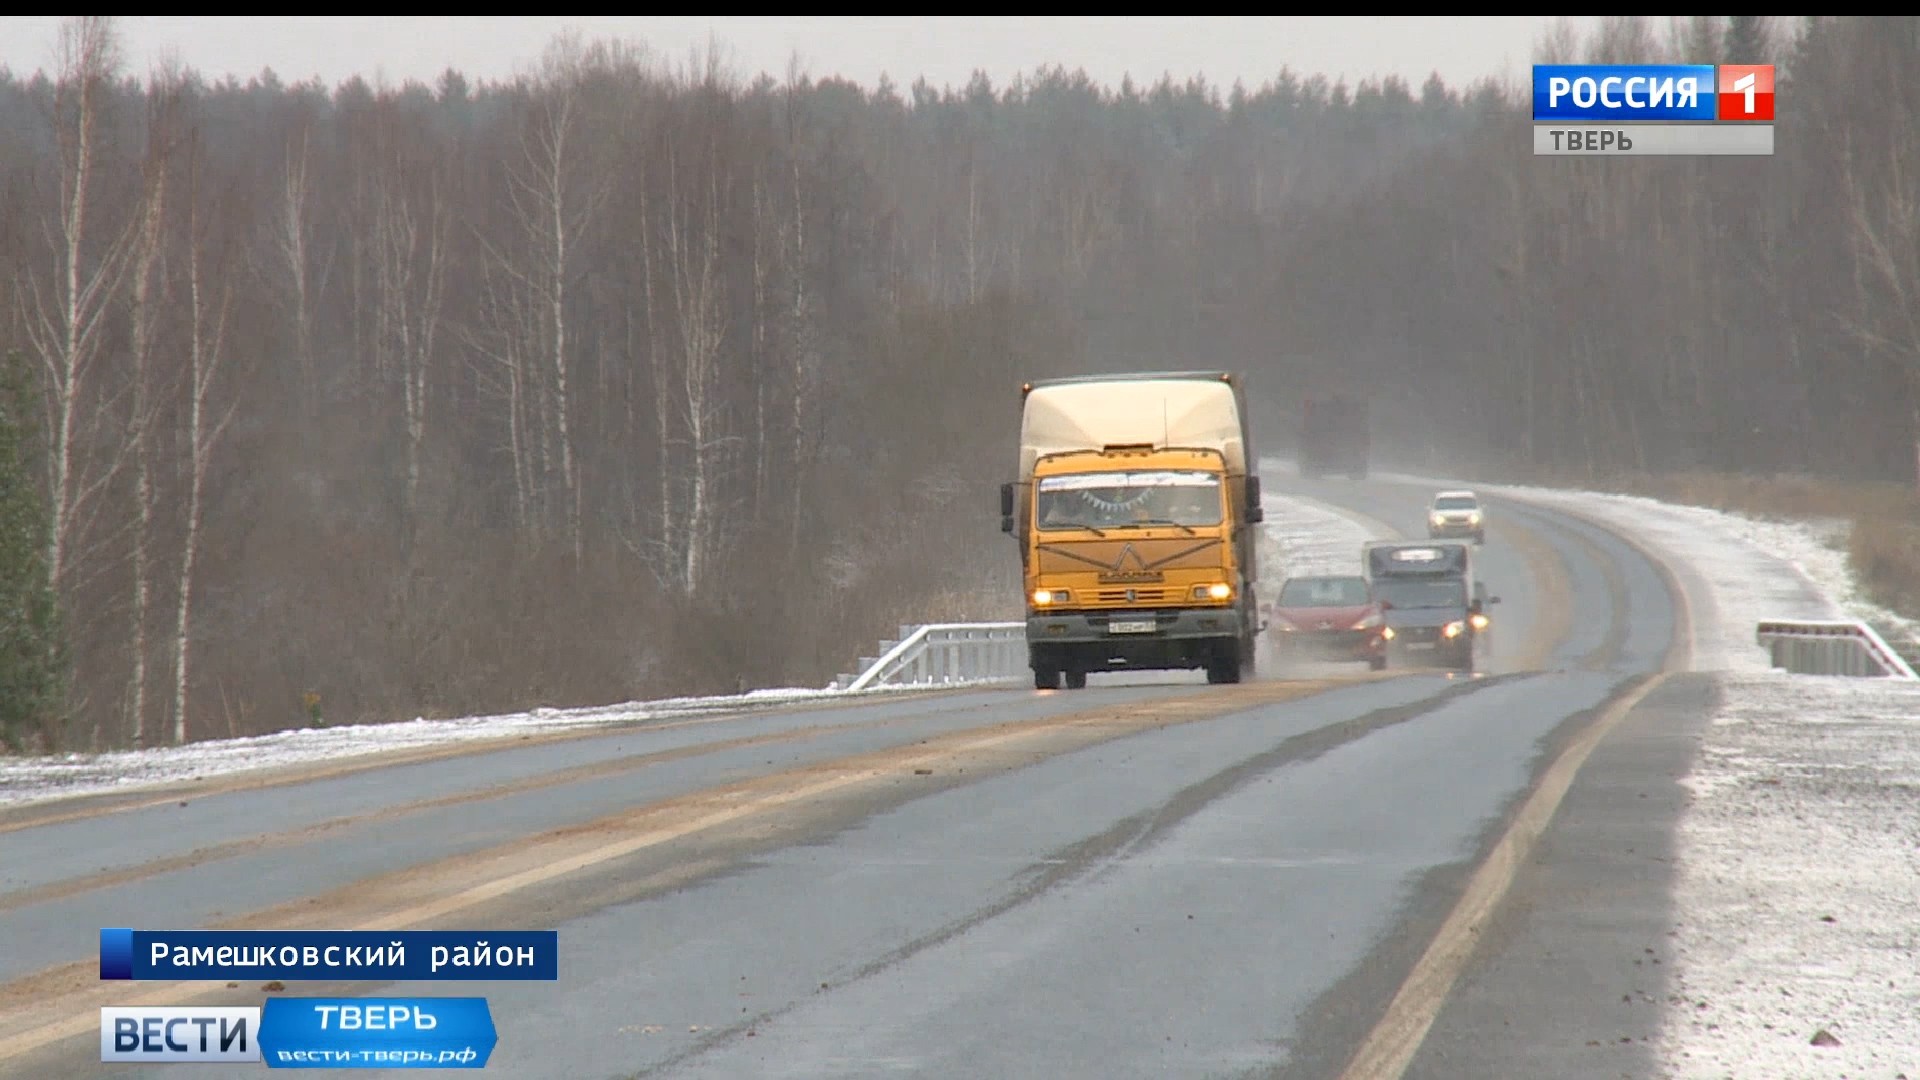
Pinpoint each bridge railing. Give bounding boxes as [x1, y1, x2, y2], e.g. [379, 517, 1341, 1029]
[831, 622, 1028, 692]
[1755, 619, 1919, 679]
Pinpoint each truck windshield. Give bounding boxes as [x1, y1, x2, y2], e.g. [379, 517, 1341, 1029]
[1373, 578, 1466, 609]
[1036, 471, 1224, 530]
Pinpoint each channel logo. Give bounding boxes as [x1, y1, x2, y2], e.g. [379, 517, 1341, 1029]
[101, 1006, 262, 1064]
[1717, 64, 1775, 121]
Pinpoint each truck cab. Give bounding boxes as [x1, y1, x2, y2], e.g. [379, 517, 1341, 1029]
[1019, 447, 1258, 688]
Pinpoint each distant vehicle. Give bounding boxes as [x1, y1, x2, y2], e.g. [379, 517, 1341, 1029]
[1361, 541, 1499, 672]
[1265, 574, 1388, 671]
[1426, 490, 1485, 544]
[1299, 393, 1369, 480]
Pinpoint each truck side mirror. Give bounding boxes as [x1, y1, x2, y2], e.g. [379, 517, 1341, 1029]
[1001, 515, 1014, 534]
[1246, 474, 1262, 506]
[1246, 505, 1265, 524]
[1000, 482, 1014, 517]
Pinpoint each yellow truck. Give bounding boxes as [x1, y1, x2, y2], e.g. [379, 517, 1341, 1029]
[1000, 371, 1265, 689]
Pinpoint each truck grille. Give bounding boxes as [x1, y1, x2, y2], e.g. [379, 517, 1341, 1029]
[1097, 588, 1167, 603]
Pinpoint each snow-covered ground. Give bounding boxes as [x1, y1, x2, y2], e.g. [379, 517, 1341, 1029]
[1266, 466, 1920, 1074]
[0, 682, 972, 810]
[1655, 670, 1920, 1077]
[1256, 489, 1376, 578]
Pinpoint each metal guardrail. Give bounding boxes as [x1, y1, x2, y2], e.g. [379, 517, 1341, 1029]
[1755, 619, 1919, 679]
[833, 622, 1029, 691]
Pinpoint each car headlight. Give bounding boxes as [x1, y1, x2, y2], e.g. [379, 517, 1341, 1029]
[1468, 511, 1482, 524]
[1442, 620, 1466, 638]
[1380, 626, 1395, 640]
[1469, 613, 1490, 631]
[1352, 611, 1382, 630]
[1032, 588, 1070, 605]
[1428, 512, 1444, 525]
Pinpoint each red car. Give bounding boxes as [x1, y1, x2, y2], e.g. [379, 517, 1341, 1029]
[1264, 574, 1388, 670]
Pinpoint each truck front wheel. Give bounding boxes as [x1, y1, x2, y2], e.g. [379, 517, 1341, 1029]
[1033, 668, 1061, 690]
[1206, 644, 1243, 685]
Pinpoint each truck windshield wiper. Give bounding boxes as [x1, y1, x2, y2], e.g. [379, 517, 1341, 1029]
[1051, 521, 1109, 536]
[1124, 518, 1198, 536]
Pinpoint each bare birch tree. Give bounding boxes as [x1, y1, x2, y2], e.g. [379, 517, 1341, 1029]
[370, 161, 451, 551]
[125, 60, 185, 746]
[661, 132, 731, 598]
[171, 144, 240, 745]
[481, 54, 610, 562]
[463, 255, 539, 533]
[272, 128, 327, 403]
[19, 17, 130, 601]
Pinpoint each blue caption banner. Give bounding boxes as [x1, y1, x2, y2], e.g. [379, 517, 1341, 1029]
[1532, 64, 1716, 121]
[100, 929, 558, 981]
[257, 998, 497, 1070]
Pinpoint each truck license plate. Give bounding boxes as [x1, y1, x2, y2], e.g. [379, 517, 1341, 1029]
[1108, 619, 1156, 634]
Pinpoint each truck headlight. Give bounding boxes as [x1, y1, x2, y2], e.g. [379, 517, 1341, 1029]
[1443, 620, 1466, 638]
[1193, 583, 1232, 600]
[1033, 589, 1070, 605]
[1469, 613, 1490, 631]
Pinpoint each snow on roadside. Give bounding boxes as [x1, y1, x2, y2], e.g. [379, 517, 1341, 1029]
[1257, 490, 1376, 579]
[1655, 670, 1920, 1076]
[0, 682, 974, 810]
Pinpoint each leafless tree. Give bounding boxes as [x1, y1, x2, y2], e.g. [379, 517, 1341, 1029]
[369, 159, 451, 550]
[123, 59, 186, 746]
[19, 16, 131, 601]
[271, 127, 328, 403]
[171, 139, 240, 745]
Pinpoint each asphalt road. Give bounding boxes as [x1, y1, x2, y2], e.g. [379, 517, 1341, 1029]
[0, 463, 1687, 1079]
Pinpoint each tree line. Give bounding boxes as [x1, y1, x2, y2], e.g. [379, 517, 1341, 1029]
[0, 16, 1912, 752]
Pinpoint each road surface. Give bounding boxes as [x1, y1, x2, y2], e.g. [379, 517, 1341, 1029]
[0, 466, 1691, 1078]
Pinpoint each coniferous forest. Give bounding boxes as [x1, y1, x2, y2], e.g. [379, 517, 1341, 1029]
[2, 16, 1916, 752]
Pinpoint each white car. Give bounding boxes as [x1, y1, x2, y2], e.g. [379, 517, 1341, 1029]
[1427, 490, 1485, 543]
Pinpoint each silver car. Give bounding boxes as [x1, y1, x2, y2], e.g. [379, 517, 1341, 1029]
[1426, 490, 1485, 543]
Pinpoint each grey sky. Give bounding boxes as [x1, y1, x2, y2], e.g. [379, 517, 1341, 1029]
[0, 17, 1600, 95]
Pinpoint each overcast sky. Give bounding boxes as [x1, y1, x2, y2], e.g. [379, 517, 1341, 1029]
[0, 17, 1600, 96]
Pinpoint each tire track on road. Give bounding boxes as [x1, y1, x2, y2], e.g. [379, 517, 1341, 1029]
[0, 676, 1391, 1065]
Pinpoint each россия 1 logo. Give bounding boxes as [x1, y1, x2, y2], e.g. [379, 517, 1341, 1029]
[1533, 63, 1776, 123]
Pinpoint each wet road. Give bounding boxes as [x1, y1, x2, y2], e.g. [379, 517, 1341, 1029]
[0, 464, 1683, 1079]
